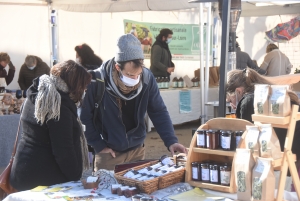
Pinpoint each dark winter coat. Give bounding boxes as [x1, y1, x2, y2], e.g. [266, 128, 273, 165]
[0, 65, 15, 86]
[10, 77, 83, 191]
[236, 47, 266, 75]
[80, 59, 178, 154]
[236, 93, 300, 159]
[18, 56, 50, 90]
[150, 36, 174, 78]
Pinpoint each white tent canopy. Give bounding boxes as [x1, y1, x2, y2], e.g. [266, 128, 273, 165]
[0, 0, 300, 17]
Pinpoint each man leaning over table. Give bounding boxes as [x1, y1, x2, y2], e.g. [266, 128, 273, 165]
[80, 34, 187, 171]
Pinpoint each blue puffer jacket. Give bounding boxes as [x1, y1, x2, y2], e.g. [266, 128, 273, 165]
[80, 59, 178, 153]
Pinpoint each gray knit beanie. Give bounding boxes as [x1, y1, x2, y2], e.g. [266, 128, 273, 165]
[115, 34, 144, 62]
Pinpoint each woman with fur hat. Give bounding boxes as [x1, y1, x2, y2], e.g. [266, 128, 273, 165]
[9, 60, 91, 191]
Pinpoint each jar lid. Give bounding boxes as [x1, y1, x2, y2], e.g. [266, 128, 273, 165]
[191, 162, 198, 165]
[236, 131, 244, 135]
[207, 129, 218, 133]
[197, 129, 207, 133]
[221, 130, 232, 134]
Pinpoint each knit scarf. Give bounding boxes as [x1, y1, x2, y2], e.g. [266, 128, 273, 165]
[112, 66, 142, 95]
[35, 74, 89, 172]
[106, 59, 143, 101]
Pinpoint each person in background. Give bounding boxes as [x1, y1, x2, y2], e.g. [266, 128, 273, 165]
[260, 43, 292, 76]
[150, 28, 175, 79]
[10, 60, 91, 191]
[0, 52, 15, 88]
[235, 41, 266, 75]
[75, 44, 103, 70]
[18, 55, 50, 91]
[226, 68, 300, 175]
[81, 34, 187, 171]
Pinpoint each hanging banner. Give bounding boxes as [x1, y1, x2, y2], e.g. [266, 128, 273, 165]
[124, 19, 211, 60]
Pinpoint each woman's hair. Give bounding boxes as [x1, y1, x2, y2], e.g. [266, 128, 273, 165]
[226, 68, 299, 104]
[25, 55, 37, 67]
[75, 44, 103, 70]
[51, 60, 92, 103]
[0, 52, 10, 62]
[266, 43, 278, 53]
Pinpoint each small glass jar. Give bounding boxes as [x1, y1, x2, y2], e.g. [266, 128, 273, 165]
[111, 184, 122, 194]
[220, 163, 231, 186]
[200, 163, 210, 182]
[191, 162, 200, 181]
[221, 130, 232, 151]
[207, 129, 219, 149]
[235, 131, 243, 148]
[140, 197, 154, 201]
[117, 186, 129, 196]
[196, 129, 206, 148]
[124, 187, 138, 198]
[209, 164, 220, 184]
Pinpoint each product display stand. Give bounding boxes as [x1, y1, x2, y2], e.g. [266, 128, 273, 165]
[185, 118, 253, 193]
[252, 105, 300, 201]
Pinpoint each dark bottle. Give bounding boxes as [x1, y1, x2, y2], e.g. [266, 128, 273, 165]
[178, 77, 184, 88]
[172, 77, 178, 88]
[200, 163, 210, 182]
[209, 164, 220, 184]
[191, 162, 200, 181]
[235, 130, 243, 149]
[220, 163, 231, 186]
[221, 130, 232, 151]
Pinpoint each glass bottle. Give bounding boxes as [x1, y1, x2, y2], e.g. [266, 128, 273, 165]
[220, 163, 231, 186]
[196, 129, 206, 148]
[172, 77, 178, 88]
[221, 130, 232, 151]
[191, 162, 200, 181]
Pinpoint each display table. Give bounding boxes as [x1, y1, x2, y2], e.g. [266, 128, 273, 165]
[0, 114, 21, 168]
[146, 87, 219, 132]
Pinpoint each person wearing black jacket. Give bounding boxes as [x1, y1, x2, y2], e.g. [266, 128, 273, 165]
[235, 42, 266, 75]
[0, 52, 15, 90]
[9, 60, 91, 191]
[226, 68, 300, 166]
[150, 29, 174, 78]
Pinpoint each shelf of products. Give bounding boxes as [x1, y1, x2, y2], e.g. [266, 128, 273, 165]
[185, 118, 254, 193]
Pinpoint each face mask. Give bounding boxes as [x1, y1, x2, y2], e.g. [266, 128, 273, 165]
[28, 66, 36, 70]
[166, 38, 172, 44]
[120, 73, 140, 87]
[76, 58, 81, 63]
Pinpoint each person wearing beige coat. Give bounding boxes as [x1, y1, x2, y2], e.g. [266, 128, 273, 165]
[260, 44, 292, 76]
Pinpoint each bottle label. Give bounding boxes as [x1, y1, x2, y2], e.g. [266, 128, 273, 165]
[192, 167, 198, 180]
[236, 136, 241, 147]
[178, 81, 183, 88]
[220, 171, 231, 185]
[221, 136, 231, 149]
[197, 134, 205, 146]
[194, 82, 199, 87]
[173, 82, 178, 88]
[210, 169, 219, 182]
[201, 168, 209, 181]
[206, 135, 210, 148]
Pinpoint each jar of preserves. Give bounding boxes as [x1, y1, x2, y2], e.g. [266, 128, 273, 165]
[207, 129, 219, 149]
[191, 162, 200, 181]
[235, 131, 243, 148]
[209, 164, 220, 184]
[200, 163, 210, 182]
[221, 130, 232, 151]
[220, 163, 231, 186]
[196, 129, 206, 148]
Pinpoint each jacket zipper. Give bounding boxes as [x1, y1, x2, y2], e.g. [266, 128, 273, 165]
[108, 94, 129, 149]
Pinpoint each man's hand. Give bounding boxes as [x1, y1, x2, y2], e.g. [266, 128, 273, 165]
[99, 147, 116, 158]
[169, 143, 188, 156]
[167, 67, 175, 74]
[8, 61, 15, 70]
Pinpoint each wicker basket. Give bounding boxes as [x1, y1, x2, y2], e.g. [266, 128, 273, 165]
[114, 160, 185, 194]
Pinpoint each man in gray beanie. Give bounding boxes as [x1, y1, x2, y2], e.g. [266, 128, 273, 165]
[81, 34, 187, 171]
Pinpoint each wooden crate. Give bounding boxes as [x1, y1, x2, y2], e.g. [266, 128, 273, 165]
[185, 118, 254, 193]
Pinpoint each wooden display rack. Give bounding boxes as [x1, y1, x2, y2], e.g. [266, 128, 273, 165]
[252, 105, 300, 201]
[185, 118, 254, 193]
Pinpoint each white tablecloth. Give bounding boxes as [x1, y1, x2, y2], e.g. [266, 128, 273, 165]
[146, 87, 219, 132]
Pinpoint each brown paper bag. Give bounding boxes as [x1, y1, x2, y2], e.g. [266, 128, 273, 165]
[252, 157, 275, 201]
[254, 84, 270, 115]
[245, 125, 260, 159]
[258, 124, 282, 159]
[269, 85, 291, 117]
[235, 149, 255, 201]
[210, 67, 219, 86]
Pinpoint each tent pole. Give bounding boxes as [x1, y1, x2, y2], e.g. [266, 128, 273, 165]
[47, 0, 53, 67]
[199, 3, 205, 125]
[205, 2, 211, 122]
[218, 0, 230, 117]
